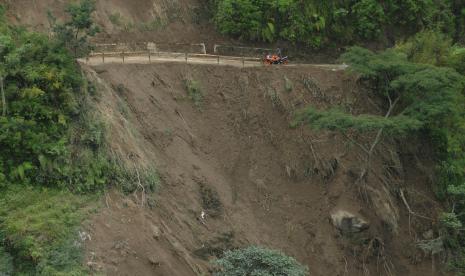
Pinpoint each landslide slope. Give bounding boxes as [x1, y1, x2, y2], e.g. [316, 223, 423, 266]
[81, 63, 444, 275]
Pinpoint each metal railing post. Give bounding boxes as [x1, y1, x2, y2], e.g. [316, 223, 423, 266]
[102, 52, 105, 63]
[185, 52, 188, 63]
[148, 50, 151, 63]
[217, 55, 220, 65]
[122, 50, 125, 63]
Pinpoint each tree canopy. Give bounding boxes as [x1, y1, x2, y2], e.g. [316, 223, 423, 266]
[208, 0, 465, 48]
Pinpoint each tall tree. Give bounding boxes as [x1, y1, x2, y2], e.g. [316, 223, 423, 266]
[294, 47, 465, 187]
[49, 0, 99, 57]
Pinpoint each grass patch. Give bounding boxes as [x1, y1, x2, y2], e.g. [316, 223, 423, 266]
[109, 12, 167, 32]
[185, 79, 203, 109]
[137, 18, 167, 32]
[110, 158, 160, 195]
[109, 12, 124, 27]
[284, 76, 293, 92]
[0, 186, 97, 275]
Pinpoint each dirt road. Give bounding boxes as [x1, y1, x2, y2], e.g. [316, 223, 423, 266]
[78, 52, 348, 70]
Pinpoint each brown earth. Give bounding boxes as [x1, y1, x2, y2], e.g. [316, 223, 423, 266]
[81, 63, 447, 276]
[2, 0, 227, 46]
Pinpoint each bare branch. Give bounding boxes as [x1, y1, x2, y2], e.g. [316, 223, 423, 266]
[400, 189, 433, 221]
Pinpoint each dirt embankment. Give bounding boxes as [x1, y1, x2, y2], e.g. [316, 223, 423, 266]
[81, 63, 445, 276]
[3, 0, 223, 45]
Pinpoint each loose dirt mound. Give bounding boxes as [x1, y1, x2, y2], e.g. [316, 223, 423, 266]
[81, 63, 446, 275]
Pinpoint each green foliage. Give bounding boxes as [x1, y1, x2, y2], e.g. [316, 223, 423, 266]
[49, 0, 99, 57]
[0, 246, 13, 276]
[298, 47, 464, 136]
[0, 22, 79, 189]
[214, 0, 264, 41]
[293, 107, 422, 135]
[396, 30, 465, 76]
[448, 47, 465, 75]
[213, 246, 308, 276]
[0, 9, 143, 274]
[185, 79, 203, 109]
[0, 10, 114, 193]
[352, 0, 385, 40]
[284, 76, 293, 93]
[0, 186, 95, 275]
[209, 0, 465, 48]
[109, 12, 124, 27]
[396, 30, 454, 66]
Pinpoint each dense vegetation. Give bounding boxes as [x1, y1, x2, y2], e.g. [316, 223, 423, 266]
[0, 1, 159, 274]
[208, 0, 465, 48]
[213, 246, 308, 276]
[0, 2, 104, 274]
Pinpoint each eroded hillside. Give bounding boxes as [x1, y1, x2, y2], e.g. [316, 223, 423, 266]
[80, 63, 444, 275]
[3, 0, 221, 44]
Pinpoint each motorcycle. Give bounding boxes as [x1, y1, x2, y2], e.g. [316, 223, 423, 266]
[263, 55, 289, 65]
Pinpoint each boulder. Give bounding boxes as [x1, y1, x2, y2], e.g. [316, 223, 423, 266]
[331, 210, 369, 234]
[151, 224, 162, 240]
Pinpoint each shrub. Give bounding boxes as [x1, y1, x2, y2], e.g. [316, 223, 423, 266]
[185, 79, 203, 109]
[213, 246, 308, 276]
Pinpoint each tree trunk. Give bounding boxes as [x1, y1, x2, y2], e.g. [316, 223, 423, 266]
[358, 97, 400, 183]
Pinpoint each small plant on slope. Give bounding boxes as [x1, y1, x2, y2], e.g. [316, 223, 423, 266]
[213, 246, 308, 276]
[185, 78, 203, 109]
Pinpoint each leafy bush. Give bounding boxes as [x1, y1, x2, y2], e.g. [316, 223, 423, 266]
[213, 246, 308, 276]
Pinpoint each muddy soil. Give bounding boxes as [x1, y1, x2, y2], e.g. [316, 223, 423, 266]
[81, 63, 445, 276]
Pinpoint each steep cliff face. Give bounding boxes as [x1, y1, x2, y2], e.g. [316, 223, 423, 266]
[81, 63, 444, 275]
